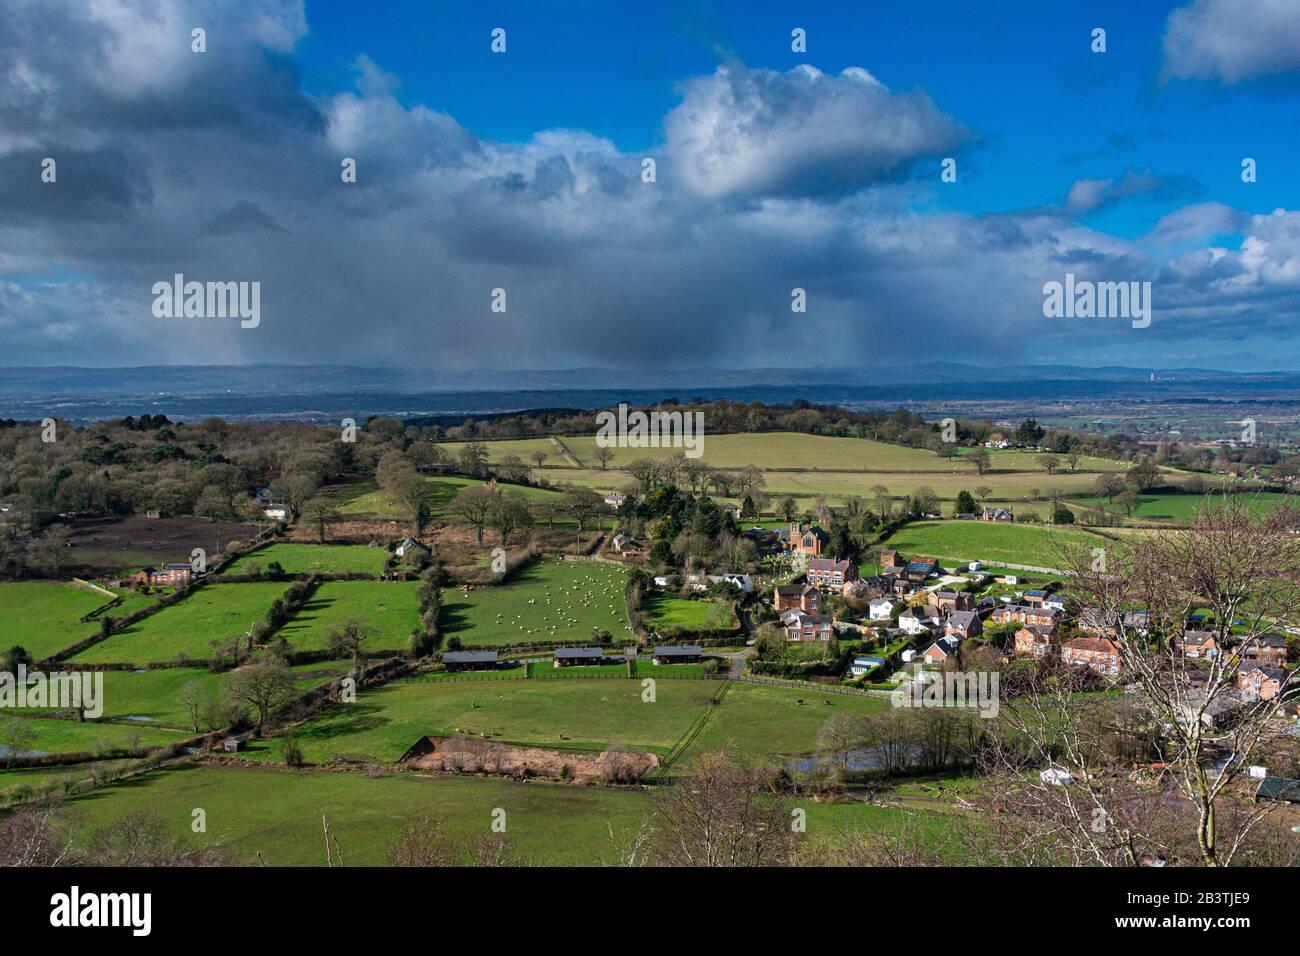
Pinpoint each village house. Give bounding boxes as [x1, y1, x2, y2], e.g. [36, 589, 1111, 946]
[443, 650, 499, 672]
[786, 520, 830, 558]
[880, 549, 903, 572]
[133, 563, 193, 587]
[806, 556, 859, 592]
[899, 604, 942, 636]
[554, 647, 604, 667]
[1178, 630, 1219, 659]
[1121, 610, 1152, 635]
[1014, 624, 1057, 658]
[781, 608, 834, 642]
[933, 589, 973, 613]
[992, 604, 1060, 632]
[1022, 589, 1050, 607]
[1243, 632, 1292, 665]
[774, 584, 820, 614]
[868, 597, 896, 620]
[604, 493, 627, 510]
[1238, 663, 1287, 702]
[920, 636, 959, 666]
[945, 609, 983, 640]
[1076, 606, 1114, 636]
[395, 536, 428, 558]
[841, 578, 878, 600]
[904, 558, 940, 582]
[609, 532, 648, 560]
[888, 577, 924, 598]
[1061, 635, 1121, 676]
[983, 507, 1014, 522]
[653, 645, 702, 665]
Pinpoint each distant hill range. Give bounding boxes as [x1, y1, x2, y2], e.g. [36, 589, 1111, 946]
[1, 363, 1298, 423]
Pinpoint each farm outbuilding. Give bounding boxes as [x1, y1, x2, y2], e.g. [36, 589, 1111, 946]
[554, 647, 604, 667]
[443, 650, 499, 672]
[652, 645, 702, 665]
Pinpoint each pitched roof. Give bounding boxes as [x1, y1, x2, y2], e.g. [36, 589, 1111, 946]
[1240, 662, 1287, 681]
[808, 557, 852, 572]
[1063, 636, 1119, 655]
[443, 651, 498, 664]
[1255, 776, 1300, 803]
[554, 646, 604, 659]
[654, 645, 702, 656]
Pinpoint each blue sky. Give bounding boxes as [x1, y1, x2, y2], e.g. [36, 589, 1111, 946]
[292, 0, 1296, 233]
[3, 0, 1300, 371]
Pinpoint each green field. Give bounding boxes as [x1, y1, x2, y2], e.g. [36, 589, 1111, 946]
[1, 715, 187, 756]
[1, 663, 349, 729]
[879, 520, 1106, 569]
[53, 762, 961, 865]
[68, 582, 289, 665]
[681, 682, 888, 763]
[62, 764, 647, 865]
[315, 475, 570, 522]
[241, 675, 721, 763]
[643, 594, 731, 631]
[276, 580, 422, 654]
[223, 543, 388, 576]
[441, 559, 632, 648]
[0, 581, 120, 659]
[1071, 491, 1293, 522]
[442, 432, 1129, 473]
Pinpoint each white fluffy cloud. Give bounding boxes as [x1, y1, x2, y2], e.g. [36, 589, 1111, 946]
[1162, 0, 1300, 84]
[664, 63, 965, 199]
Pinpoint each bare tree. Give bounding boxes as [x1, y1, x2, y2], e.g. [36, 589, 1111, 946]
[223, 651, 297, 736]
[631, 752, 797, 866]
[180, 678, 209, 733]
[997, 496, 1300, 866]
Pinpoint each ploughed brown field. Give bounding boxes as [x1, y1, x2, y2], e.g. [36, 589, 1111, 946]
[62, 514, 266, 572]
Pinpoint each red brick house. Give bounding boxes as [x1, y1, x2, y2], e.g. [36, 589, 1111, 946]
[1076, 606, 1115, 637]
[1061, 636, 1121, 676]
[1178, 630, 1220, 659]
[920, 637, 958, 666]
[1238, 663, 1287, 702]
[880, 549, 903, 572]
[982, 507, 1014, 522]
[781, 609, 833, 642]
[133, 563, 193, 587]
[773, 584, 820, 614]
[1243, 632, 1292, 665]
[992, 604, 1060, 632]
[1014, 624, 1057, 658]
[933, 589, 973, 613]
[807, 557, 859, 592]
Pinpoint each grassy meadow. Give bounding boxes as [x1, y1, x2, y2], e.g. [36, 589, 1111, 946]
[275, 580, 422, 654]
[441, 559, 632, 648]
[239, 676, 721, 762]
[68, 582, 289, 665]
[222, 542, 388, 576]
